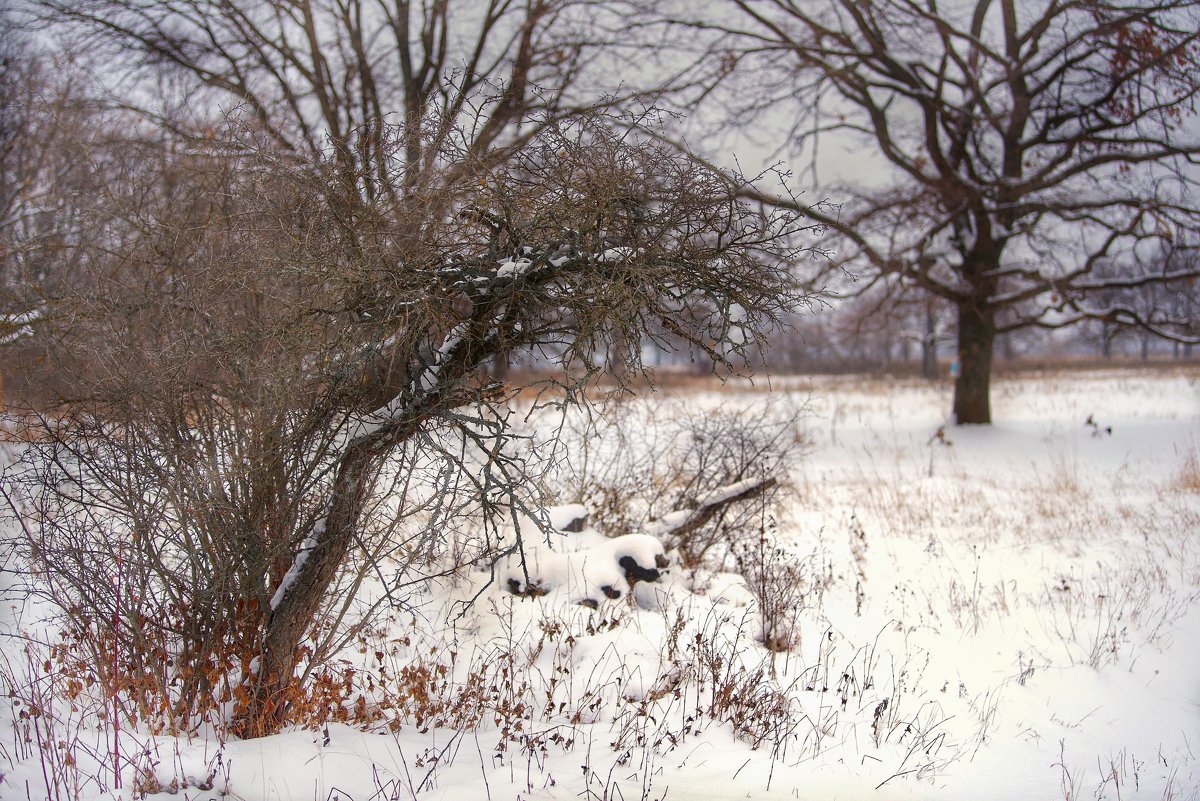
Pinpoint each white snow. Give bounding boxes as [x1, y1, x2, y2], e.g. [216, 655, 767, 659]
[0, 307, 41, 343]
[498, 529, 665, 605]
[417, 322, 468, 393]
[495, 257, 532, 279]
[2, 366, 1198, 801]
[597, 246, 640, 263]
[546, 502, 588, 531]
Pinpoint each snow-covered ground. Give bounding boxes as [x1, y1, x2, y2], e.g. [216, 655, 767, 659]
[3, 367, 1198, 800]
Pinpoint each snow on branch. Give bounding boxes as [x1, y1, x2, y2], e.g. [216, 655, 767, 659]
[0, 308, 43, 344]
[269, 516, 327, 611]
[650, 477, 778, 541]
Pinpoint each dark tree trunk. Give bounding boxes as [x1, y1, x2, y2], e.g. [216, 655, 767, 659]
[238, 437, 383, 737]
[921, 305, 939, 379]
[490, 352, 510, 381]
[952, 300, 995, 425]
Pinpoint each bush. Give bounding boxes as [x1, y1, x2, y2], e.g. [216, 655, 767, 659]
[2, 106, 814, 736]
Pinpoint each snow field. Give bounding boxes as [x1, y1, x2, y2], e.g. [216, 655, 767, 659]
[1, 367, 1198, 800]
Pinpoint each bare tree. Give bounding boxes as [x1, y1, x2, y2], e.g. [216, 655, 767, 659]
[30, 0, 638, 199]
[654, 0, 1200, 422]
[0, 29, 92, 401]
[21, 0, 670, 382]
[4, 108, 814, 737]
[1, 19, 184, 406]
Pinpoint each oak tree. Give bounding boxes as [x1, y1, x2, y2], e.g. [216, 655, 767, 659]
[662, 0, 1200, 421]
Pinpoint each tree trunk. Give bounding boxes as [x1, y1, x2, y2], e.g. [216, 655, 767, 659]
[238, 437, 382, 737]
[921, 305, 939, 379]
[489, 352, 510, 381]
[952, 301, 995, 424]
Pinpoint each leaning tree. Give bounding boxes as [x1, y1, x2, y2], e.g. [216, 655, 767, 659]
[657, 0, 1200, 422]
[4, 110, 814, 737]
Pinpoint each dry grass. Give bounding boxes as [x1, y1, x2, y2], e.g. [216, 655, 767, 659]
[1174, 445, 1200, 492]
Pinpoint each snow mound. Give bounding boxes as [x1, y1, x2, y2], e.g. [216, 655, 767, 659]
[500, 526, 667, 607]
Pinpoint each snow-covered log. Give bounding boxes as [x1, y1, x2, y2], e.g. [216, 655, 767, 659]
[650, 477, 778, 542]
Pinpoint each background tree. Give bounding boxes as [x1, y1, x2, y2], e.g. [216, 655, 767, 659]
[1075, 240, 1200, 359]
[5, 109, 813, 737]
[658, 0, 1200, 422]
[0, 29, 102, 403]
[31, 0, 630, 198]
